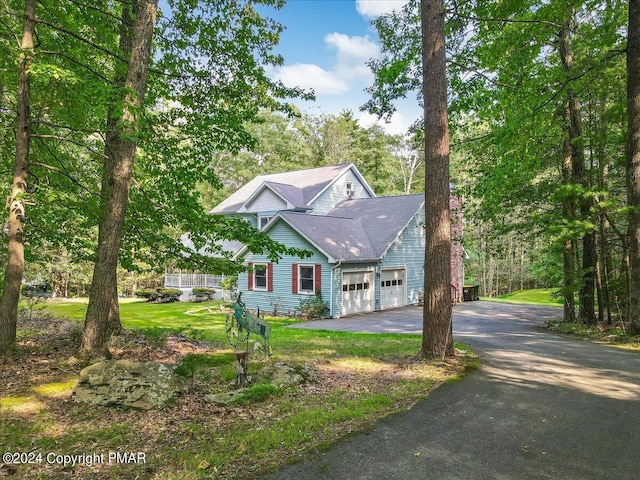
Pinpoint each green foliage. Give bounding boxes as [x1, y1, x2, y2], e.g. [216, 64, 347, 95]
[219, 275, 237, 291]
[544, 320, 640, 351]
[175, 353, 234, 384]
[190, 287, 216, 300]
[231, 383, 284, 406]
[21, 283, 51, 298]
[134, 287, 182, 303]
[295, 293, 328, 320]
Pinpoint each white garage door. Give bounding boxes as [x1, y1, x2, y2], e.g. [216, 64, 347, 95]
[380, 269, 406, 310]
[342, 271, 373, 316]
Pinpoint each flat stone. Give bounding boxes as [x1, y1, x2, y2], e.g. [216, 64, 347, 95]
[258, 362, 318, 387]
[72, 360, 185, 410]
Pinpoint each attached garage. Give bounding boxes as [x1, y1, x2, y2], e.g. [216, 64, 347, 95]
[341, 270, 374, 316]
[380, 268, 406, 310]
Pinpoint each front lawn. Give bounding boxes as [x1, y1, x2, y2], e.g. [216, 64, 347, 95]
[482, 288, 564, 307]
[1, 299, 474, 479]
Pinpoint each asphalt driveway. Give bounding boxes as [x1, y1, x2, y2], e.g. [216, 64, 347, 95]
[261, 301, 640, 479]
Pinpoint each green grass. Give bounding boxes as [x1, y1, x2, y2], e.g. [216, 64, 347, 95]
[3, 299, 474, 479]
[481, 288, 564, 307]
[544, 319, 640, 353]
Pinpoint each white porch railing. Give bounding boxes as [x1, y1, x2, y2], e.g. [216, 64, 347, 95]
[164, 273, 225, 289]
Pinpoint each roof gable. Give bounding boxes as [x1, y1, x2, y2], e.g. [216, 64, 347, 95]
[240, 182, 300, 213]
[328, 194, 424, 258]
[238, 194, 424, 263]
[209, 163, 375, 214]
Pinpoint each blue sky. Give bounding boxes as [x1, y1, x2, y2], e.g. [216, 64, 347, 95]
[260, 0, 420, 135]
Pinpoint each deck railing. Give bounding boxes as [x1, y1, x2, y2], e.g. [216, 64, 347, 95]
[164, 273, 224, 289]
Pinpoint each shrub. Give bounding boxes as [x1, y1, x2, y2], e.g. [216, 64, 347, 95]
[296, 293, 328, 320]
[220, 275, 237, 293]
[134, 287, 182, 303]
[21, 283, 52, 298]
[191, 287, 216, 300]
[267, 296, 283, 316]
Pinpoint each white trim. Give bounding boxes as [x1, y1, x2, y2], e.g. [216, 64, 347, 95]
[306, 164, 376, 206]
[238, 182, 293, 213]
[252, 262, 268, 291]
[298, 264, 316, 295]
[259, 215, 274, 229]
[236, 213, 337, 263]
[379, 267, 407, 310]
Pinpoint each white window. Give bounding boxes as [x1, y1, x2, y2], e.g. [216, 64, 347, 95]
[346, 181, 353, 197]
[253, 263, 268, 290]
[299, 265, 315, 294]
[259, 216, 274, 229]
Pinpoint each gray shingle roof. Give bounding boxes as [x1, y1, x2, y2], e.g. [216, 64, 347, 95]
[210, 164, 356, 214]
[328, 194, 424, 257]
[279, 212, 378, 262]
[276, 194, 424, 262]
[263, 181, 306, 208]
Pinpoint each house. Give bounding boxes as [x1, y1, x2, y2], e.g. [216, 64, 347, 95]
[191, 163, 463, 317]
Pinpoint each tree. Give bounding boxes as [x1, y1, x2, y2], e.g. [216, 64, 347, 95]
[627, 0, 640, 333]
[559, 13, 596, 325]
[79, 0, 316, 357]
[79, 0, 158, 358]
[363, 0, 453, 356]
[0, 0, 35, 355]
[420, 0, 453, 358]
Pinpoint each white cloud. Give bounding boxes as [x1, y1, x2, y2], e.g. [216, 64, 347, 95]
[267, 63, 349, 95]
[358, 111, 411, 136]
[324, 32, 379, 81]
[325, 32, 379, 61]
[267, 33, 379, 97]
[355, 0, 410, 19]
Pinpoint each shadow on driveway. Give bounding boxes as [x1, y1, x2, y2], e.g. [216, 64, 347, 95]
[264, 301, 640, 479]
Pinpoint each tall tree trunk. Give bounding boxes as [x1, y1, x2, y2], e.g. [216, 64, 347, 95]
[597, 137, 612, 325]
[561, 120, 577, 323]
[0, 0, 35, 356]
[79, 0, 158, 358]
[627, 0, 640, 333]
[559, 18, 597, 325]
[421, 0, 453, 358]
[101, 1, 137, 338]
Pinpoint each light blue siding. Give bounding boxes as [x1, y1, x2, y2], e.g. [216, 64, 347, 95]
[224, 213, 258, 229]
[244, 188, 287, 212]
[378, 210, 425, 306]
[239, 220, 334, 316]
[310, 169, 374, 214]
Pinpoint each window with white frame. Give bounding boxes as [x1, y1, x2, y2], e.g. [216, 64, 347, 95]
[299, 265, 315, 293]
[253, 263, 268, 290]
[259, 216, 274, 229]
[346, 181, 353, 197]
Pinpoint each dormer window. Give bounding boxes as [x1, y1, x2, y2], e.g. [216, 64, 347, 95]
[259, 215, 274, 229]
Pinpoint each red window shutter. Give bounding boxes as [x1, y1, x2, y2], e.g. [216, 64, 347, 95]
[292, 263, 298, 294]
[315, 264, 322, 294]
[248, 262, 253, 291]
[268, 263, 274, 292]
